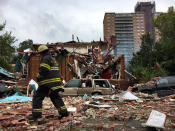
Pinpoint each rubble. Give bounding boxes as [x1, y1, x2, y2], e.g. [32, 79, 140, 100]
[0, 90, 174, 130]
[129, 76, 175, 98]
[0, 67, 14, 79]
[0, 66, 30, 98]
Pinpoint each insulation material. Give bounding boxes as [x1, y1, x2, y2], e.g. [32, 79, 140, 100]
[0, 93, 32, 103]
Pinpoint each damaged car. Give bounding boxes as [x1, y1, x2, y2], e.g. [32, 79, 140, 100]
[59, 79, 115, 96]
[132, 76, 175, 97]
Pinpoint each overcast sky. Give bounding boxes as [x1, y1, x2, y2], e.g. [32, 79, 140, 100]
[0, 0, 174, 46]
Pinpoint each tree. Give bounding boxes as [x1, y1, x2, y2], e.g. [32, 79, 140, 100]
[129, 7, 175, 81]
[129, 33, 167, 82]
[16, 39, 33, 60]
[0, 22, 17, 71]
[130, 33, 155, 67]
[17, 39, 33, 52]
[153, 7, 175, 75]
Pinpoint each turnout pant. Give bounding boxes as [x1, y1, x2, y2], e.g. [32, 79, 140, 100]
[32, 86, 67, 117]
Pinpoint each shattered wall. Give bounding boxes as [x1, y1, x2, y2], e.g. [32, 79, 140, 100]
[27, 54, 76, 84]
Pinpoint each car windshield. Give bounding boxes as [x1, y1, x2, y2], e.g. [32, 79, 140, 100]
[64, 79, 81, 88]
[157, 78, 168, 85]
[94, 80, 109, 88]
[157, 76, 175, 87]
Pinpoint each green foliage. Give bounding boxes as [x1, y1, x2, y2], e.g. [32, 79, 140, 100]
[153, 7, 175, 74]
[17, 39, 33, 52]
[131, 66, 148, 82]
[130, 7, 175, 82]
[0, 22, 16, 72]
[129, 33, 167, 82]
[162, 61, 175, 75]
[130, 34, 156, 67]
[16, 39, 33, 60]
[130, 33, 155, 68]
[0, 57, 13, 72]
[135, 115, 142, 121]
[131, 65, 167, 83]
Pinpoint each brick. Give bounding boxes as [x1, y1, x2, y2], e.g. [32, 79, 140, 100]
[67, 117, 73, 121]
[1, 121, 11, 127]
[172, 123, 175, 128]
[55, 122, 60, 128]
[103, 125, 115, 131]
[49, 126, 54, 131]
[167, 113, 174, 118]
[47, 121, 54, 127]
[94, 125, 103, 130]
[0, 103, 6, 107]
[0, 116, 12, 121]
[11, 120, 26, 126]
[60, 117, 68, 123]
[45, 114, 54, 119]
[75, 121, 81, 126]
[16, 126, 23, 131]
[109, 115, 116, 121]
[73, 113, 80, 117]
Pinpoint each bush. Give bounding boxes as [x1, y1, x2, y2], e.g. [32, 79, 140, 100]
[131, 65, 149, 83]
[0, 57, 14, 72]
[162, 61, 175, 75]
[131, 65, 167, 83]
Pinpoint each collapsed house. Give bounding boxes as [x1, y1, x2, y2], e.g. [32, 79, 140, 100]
[17, 39, 129, 90]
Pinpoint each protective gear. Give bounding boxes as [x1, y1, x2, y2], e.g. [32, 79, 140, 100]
[31, 53, 68, 120]
[37, 54, 63, 89]
[38, 45, 48, 53]
[28, 114, 42, 120]
[58, 111, 69, 120]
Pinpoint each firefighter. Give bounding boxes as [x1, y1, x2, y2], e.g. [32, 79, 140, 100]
[29, 45, 69, 120]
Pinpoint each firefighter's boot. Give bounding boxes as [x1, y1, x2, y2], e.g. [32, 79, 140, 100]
[58, 111, 69, 120]
[28, 114, 42, 121]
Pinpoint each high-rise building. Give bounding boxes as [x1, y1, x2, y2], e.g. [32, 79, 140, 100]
[103, 13, 116, 42]
[103, 1, 159, 65]
[115, 13, 134, 65]
[135, 1, 156, 40]
[133, 13, 145, 53]
[103, 12, 145, 64]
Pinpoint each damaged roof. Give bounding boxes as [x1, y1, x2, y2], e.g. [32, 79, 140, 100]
[0, 67, 14, 79]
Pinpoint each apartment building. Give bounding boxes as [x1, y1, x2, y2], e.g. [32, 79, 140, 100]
[135, 1, 156, 40]
[103, 1, 159, 65]
[133, 13, 145, 52]
[103, 13, 116, 42]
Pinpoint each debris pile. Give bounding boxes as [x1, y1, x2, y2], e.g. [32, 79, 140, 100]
[68, 52, 125, 80]
[0, 92, 175, 130]
[128, 77, 159, 91]
[0, 66, 31, 98]
[129, 76, 175, 98]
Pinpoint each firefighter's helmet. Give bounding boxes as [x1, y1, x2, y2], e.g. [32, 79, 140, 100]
[38, 45, 48, 53]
